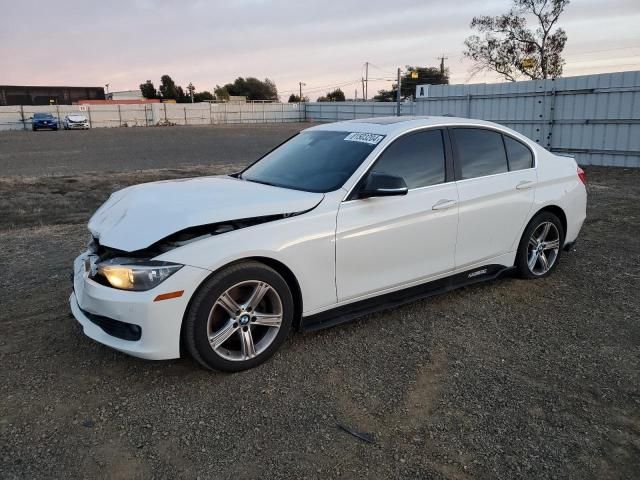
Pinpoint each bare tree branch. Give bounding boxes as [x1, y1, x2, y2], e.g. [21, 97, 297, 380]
[464, 0, 569, 81]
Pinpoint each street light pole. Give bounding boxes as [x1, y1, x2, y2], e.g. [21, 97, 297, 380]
[396, 68, 401, 116]
[299, 82, 306, 102]
[365, 61, 369, 101]
[105, 83, 110, 99]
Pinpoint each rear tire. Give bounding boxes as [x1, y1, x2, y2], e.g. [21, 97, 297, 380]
[183, 261, 294, 372]
[515, 211, 565, 279]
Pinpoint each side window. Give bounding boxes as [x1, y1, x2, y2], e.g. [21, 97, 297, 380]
[504, 136, 533, 171]
[370, 130, 445, 189]
[451, 128, 508, 180]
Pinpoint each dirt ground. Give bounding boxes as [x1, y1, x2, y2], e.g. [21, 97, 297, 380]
[0, 126, 639, 479]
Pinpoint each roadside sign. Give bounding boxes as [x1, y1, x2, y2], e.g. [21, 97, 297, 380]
[416, 84, 429, 98]
[523, 58, 535, 69]
[410, 71, 419, 79]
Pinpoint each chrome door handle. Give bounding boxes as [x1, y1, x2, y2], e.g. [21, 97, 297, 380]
[432, 199, 457, 210]
[516, 180, 536, 190]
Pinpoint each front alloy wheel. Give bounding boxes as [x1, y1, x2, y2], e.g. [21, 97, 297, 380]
[208, 280, 283, 361]
[184, 261, 294, 372]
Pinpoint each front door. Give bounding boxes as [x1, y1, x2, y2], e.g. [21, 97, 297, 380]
[336, 129, 459, 302]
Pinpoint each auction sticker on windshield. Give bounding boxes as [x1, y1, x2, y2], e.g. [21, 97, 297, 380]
[344, 132, 384, 145]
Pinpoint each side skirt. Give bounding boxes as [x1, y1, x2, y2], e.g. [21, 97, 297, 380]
[300, 264, 514, 331]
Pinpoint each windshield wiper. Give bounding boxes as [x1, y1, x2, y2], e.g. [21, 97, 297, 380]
[242, 177, 278, 188]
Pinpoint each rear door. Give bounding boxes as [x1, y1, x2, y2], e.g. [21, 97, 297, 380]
[450, 128, 537, 268]
[336, 129, 459, 301]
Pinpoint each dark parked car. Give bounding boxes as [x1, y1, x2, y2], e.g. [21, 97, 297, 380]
[32, 112, 59, 131]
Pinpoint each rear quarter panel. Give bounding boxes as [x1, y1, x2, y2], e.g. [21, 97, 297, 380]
[529, 148, 587, 245]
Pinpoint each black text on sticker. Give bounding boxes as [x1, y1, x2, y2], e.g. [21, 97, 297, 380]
[344, 132, 384, 145]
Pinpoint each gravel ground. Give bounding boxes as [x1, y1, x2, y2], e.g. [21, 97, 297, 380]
[0, 123, 306, 176]
[0, 127, 639, 479]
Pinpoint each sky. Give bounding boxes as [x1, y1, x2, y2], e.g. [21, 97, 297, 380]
[1, 0, 639, 100]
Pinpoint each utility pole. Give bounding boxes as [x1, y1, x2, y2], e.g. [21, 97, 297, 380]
[361, 78, 365, 101]
[299, 82, 306, 102]
[396, 67, 401, 116]
[438, 55, 448, 76]
[188, 82, 195, 103]
[105, 83, 110, 99]
[364, 62, 369, 101]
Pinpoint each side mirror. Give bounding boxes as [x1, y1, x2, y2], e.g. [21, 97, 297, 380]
[358, 173, 408, 199]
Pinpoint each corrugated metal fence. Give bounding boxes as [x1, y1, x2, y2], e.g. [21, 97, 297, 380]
[1, 71, 638, 167]
[414, 71, 640, 168]
[305, 101, 416, 121]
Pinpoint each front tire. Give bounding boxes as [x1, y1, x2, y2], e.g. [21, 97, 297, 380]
[515, 211, 564, 279]
[183, 261, 294, 372]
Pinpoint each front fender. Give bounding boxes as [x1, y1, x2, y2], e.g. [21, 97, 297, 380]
[155, 204, 340, 315]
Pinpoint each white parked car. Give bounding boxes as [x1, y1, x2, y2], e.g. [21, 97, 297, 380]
[71, 117, 587, 371]
[63, 114, 90, 130]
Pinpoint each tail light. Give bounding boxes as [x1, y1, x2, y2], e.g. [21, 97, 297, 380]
[577, 167, 587, 185]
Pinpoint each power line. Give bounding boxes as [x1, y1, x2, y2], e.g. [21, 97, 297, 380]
[566, 45, 640, 57]
[279, 79, 361, 96]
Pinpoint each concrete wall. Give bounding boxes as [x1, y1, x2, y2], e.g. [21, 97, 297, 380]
[0, 102, 304, 130]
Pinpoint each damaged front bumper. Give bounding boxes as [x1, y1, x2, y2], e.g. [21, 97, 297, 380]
[70, 251, 210, 360]
[66, 122, 89, 129]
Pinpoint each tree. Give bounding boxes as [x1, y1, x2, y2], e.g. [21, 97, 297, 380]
[176, 86, 188, 103]
[139, 80, 157, 99]
[214, 77, 278, 101]
[464, 0, 569, 81]
[288, 94, 308, 102]
[159, 75, 179, 100]
[194, 91, 214, 102]
[326, 88, 346, 102]
[214, 85, 229, 101]
[373, 66, 449, 102]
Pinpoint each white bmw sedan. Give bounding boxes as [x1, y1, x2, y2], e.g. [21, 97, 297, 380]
[71, 116, 587, 371]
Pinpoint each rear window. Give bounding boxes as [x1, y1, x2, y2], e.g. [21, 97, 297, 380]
[504, 136, 534, 170]
[451, 128, 508, 180]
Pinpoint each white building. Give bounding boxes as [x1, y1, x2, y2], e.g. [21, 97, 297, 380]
[108, 90, 144, 100]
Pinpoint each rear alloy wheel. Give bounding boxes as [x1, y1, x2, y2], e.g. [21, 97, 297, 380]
[184, 261, 294, 372]
[516, 212, 564, 279]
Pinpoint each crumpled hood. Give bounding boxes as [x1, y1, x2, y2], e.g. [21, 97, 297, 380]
[89, 176, 324, 252]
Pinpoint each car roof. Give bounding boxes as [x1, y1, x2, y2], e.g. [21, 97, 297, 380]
[305, 115, 509, 135]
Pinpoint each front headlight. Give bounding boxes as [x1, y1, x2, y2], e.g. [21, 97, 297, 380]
[96, 259, 183, 291]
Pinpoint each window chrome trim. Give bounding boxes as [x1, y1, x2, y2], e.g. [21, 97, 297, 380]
[341, 122, 538, 202]
[448, 125, 537, 181]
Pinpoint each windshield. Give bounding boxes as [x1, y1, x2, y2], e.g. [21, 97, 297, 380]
[241, 130, 383, 193]
[34, 113, 54, 119]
